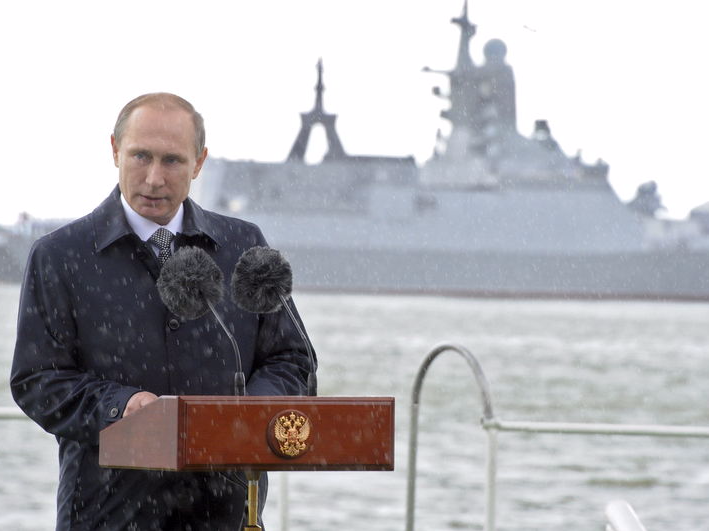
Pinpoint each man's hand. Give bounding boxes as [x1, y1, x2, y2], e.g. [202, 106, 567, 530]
[123, 391, 159, 417]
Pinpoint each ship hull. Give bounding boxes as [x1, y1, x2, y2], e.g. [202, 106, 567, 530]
[2, 230, 705, 301]
[278, 246, 709, 301]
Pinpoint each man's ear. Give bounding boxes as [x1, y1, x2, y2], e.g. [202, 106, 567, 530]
[110, 135, 120, 168]
[192, 147, 208, 180]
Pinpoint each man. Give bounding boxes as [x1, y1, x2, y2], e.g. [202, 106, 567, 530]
[11, 93, 314, 530]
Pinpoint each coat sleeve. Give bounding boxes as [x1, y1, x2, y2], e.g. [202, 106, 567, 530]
[10, 241, 141, 445]
[246, 296, 317, 396]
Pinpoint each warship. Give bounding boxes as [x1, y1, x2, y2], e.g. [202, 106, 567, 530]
[192, 2, 709, 300]
[3, 3, 709, 299]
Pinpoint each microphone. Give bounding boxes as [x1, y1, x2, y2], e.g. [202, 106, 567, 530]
[231, 246, 317, 396]
[156, 246, 246, 396]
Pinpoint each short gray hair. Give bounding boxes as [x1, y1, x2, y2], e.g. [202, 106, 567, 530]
[113, 92, 206, 155]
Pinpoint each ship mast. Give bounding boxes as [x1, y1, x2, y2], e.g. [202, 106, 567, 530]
[444, 0, 481, 137]
[425, 1, 519, 162]
[452, 0, 476, 73]
[287, 59, 347, 162]
[422, 1, 486, 162]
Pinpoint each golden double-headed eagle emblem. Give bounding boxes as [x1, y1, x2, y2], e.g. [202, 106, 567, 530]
[273, 411, 311, 457]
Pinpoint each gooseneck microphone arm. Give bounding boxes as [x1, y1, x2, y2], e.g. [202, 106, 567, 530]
[278, 294, 317, 396]
[206, 299, 246, 397]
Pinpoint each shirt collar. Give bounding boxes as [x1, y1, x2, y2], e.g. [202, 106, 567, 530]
[93, 185, 222, 252]
[120, 193, 183, 241]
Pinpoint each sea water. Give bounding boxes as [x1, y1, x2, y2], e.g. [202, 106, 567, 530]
[2, 282, 708, 530]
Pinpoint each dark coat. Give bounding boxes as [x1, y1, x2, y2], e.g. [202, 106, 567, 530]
[11, 187, 314, 530]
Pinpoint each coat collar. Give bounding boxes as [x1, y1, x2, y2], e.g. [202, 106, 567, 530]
[93, 185, 222, 252]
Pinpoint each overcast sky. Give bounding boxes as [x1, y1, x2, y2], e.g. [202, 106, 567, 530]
[1, 1, 707, 225]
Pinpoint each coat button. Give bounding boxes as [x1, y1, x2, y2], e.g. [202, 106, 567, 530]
[109, 407, 119, 418]
[168, 318, 180, 330]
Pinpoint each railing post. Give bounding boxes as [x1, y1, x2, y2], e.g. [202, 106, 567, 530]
[485, 427, 498, 531]
[279, 473, 289, 531]
[405, 400, 421, 531]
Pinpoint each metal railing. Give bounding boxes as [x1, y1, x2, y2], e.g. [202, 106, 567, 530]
[0, 406, 26, 420]
[605, 500, 648, 531]
[406, 342, 709, 531]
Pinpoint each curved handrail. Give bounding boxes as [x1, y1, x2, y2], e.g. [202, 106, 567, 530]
[406, 342, 495, 531]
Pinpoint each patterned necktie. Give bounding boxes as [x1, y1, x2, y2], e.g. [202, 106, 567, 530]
[148, 228, 174, 267]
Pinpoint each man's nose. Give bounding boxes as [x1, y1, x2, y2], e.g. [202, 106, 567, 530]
[145, 164, 165, 187]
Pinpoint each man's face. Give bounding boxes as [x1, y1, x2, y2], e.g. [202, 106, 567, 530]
[111, 105, 208, 225]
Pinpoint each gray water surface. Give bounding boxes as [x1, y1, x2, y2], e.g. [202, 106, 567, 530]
[2, 283, 708, 530]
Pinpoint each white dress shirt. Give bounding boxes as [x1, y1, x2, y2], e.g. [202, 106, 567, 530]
[120, 193, 184, 258]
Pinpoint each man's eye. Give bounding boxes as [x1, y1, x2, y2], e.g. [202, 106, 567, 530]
[164, 156, 180, 164]
[134, 152, 149, 161]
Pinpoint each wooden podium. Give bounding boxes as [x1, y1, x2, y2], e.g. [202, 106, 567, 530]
[99, 395, 394, 529]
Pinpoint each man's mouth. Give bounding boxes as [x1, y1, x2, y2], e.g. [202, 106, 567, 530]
[141, 195, 165, 202]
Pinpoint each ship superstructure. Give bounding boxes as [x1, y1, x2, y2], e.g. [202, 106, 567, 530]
[421, 2, 608, 188]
